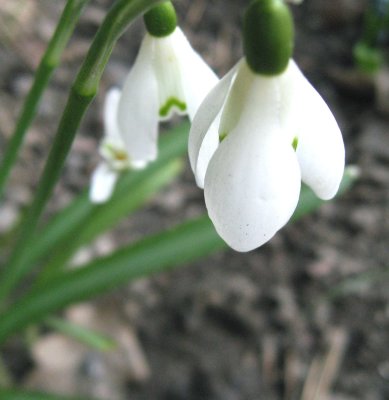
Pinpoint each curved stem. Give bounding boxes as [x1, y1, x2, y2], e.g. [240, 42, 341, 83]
[0, 0, 163, 306]
[0, 0, 90, 198]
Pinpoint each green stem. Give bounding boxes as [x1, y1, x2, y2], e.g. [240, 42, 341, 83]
[0, 0, 90, 198]
[0, 0, 164, 306]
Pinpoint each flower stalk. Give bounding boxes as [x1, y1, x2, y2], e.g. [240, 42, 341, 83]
[0, 0, 164, 306]
[0, 0, 90, 199]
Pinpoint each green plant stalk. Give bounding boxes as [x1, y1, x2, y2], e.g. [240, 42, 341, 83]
[0, 216, 225, 345]
[46, 317, 116, 351]
[0, 0, 164, 305]
[0, 0, 90, 198]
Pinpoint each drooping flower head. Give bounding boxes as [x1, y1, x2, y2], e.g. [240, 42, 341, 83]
[90, 1, 218, 203]
[188, 0, 345, 252]
[117, 1, 218, 166]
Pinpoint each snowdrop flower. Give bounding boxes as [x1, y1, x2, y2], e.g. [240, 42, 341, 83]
[90, 1, 217, 204]
[188, 0, 345, 252]
[117, 1, 218, 166]
[89, 88, 144, 203]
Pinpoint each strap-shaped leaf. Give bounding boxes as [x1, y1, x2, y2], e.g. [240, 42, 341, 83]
[0, 167, 357, 344]
[20, 123, 189, 284]
[0, 388, 93, 400]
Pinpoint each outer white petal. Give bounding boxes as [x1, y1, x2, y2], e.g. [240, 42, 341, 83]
[204, 64, 301, 252]
[282, 61, 345, 200]
[118, 34, 159, 165]
[193, 114, 221, 188]
[89, 163, 118, 204]
[103, 87, 122, 144]
[172, 27, 219, 120]
[188, 61, 240, 188]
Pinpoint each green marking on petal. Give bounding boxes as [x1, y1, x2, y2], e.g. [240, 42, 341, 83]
[219, 132, 228, 142]
[292, 136, 299, 151]
[159, 97, 187, 118]
[104, 143, 129, 162]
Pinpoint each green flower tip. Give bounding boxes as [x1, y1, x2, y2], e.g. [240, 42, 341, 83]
[144, 1, 177, 38]
[243, 0, 294, 75]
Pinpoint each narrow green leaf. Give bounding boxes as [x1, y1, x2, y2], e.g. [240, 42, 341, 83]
[0, 0, 90, 198]
[0, 166, 358, 344]
[292, 165, 359, 221]
[0, 388, 93, 400]
[0, 216, 225, 344]
[24, 123, 189, 271]
[0, 0, 165, 306]
[46, 317, 116, 352]
[36, 158, 183, 285]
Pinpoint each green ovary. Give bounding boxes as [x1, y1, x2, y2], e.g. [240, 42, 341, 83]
[159, 97, 187, 117]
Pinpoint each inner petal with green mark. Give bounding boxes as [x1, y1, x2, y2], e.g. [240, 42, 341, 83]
[219, 131, 228, 142]
[102, 143, 131, 171]
[159, 97, 187, 118]
[153, 34, 187, 120]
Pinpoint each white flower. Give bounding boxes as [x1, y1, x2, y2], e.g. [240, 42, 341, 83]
[89, 88, 145, 204]
[90, 27, 217, 204]
[189, 59, 345, 252]
[117, 27, 218, 166]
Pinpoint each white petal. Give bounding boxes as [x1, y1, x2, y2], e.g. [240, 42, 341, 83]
[194, 114, 220, 188]
[286, 62, 345, 199]
[89, 163, 118, 204]
[103, 87, 122, 143]
[173, 27, 219, 120]
[204, 67, 301, 252]
[188, 61, 240, 187]
[118, 34, 159, 165]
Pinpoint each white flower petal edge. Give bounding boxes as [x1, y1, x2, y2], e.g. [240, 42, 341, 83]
[204, 62, 301, 252]
[188, 62, 240, 188]
[89, 163, 118, 204]
[289, 63, 345, 200]
[174, 28, 219, 120]
[279, 61, 345, 199]
[117, 34, 159, 165]
[103, 87, 122, 144]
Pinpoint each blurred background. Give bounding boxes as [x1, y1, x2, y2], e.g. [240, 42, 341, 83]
[0, 0, 388, 399]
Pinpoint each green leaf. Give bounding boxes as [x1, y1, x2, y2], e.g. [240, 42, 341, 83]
[0, 388, 92, 400]
[292, 166, 359, 222]
[21, 123, 189, 283]
[0, 216, 225, 345]
[36, 158, 183, 285]
[0, 166, 358, 345]
[45, 317, 116, 352]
